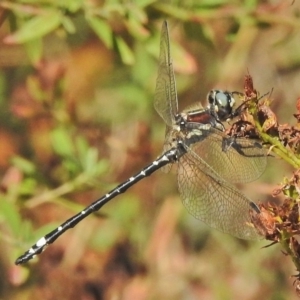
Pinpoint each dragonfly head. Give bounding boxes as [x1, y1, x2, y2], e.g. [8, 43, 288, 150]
[207, 90, 235, 121]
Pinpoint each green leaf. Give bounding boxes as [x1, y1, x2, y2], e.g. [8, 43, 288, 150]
[61, 16, 76, 34]
[152, 3, 191, 20]
[115, 36, 135, 65]
[86, 16, 112, 48]
[24, 38, 43, 64]
[50, 127, 74, 157]
[84, 148, 99, 173]
[75, 136, 89, 164]
[61, 0, 84, 12]
[4, 10, 62, 44]
[134, 0, 157, 7]
[125, 17, 149, 40]
[11, 156, 36, 174]
[0, 199, 21, 237]
[19, 178, 37, 196]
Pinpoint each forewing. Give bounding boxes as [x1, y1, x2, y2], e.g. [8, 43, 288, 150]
[189, 127, 267, 184]
[154, 21, 178, 126]
[177, 146, 262, 240]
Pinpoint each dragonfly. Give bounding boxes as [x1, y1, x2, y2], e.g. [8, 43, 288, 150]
[15, 21, 266, 265]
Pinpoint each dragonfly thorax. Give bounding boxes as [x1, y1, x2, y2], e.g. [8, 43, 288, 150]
[208, 89, 235, 121]
[178, 108, 224, 134]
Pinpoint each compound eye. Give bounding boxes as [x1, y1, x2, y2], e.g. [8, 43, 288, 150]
[208, 90, 235, 107]
[215, 91, 230, 109]
[214, 90, 236, 120]
[219, 91, 236, 109]
[207, 90, 236, 120]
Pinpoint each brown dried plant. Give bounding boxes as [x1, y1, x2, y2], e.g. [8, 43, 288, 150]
[229, 74, 300, 296]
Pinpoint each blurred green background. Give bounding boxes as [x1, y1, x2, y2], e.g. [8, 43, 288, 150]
[0, 0, 300, 299]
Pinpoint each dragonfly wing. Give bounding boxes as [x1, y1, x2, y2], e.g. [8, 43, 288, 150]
[177, 146, 262, 240]
[154, 21, 178, 126]
[188, 127, 267, 184]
